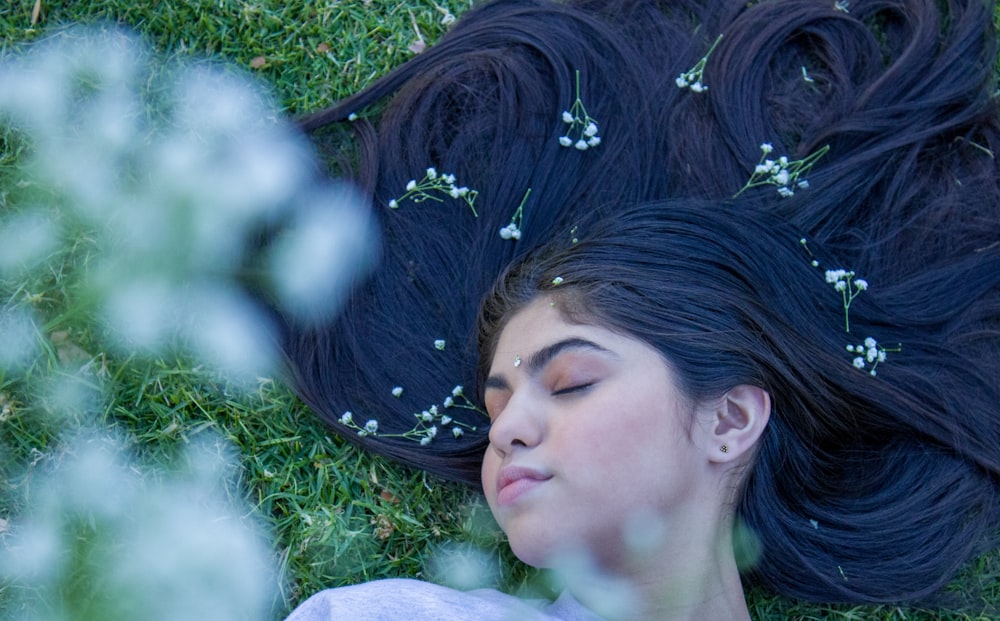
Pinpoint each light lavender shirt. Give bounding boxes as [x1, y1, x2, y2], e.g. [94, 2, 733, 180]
[285, 579, 605, 621]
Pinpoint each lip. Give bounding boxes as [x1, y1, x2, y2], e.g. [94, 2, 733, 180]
[495, 465, 552, 507]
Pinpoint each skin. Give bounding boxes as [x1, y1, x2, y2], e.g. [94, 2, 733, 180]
[481, 297, 765, 621]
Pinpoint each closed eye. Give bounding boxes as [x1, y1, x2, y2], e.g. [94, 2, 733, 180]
[552, 382, 594, 396]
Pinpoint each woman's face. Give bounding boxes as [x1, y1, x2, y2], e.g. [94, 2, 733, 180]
[481, 297, 712, 570]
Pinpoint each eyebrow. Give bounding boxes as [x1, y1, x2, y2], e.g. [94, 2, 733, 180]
[484, 337, 614, 392]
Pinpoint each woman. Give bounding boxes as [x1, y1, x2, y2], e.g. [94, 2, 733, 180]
[287, 200, 1000, 618]
[270, 0, 1000, 613]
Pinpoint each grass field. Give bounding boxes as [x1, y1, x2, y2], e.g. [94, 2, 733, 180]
[0, 1, 997, 619]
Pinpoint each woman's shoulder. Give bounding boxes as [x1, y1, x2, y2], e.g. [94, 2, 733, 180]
[284, 578, 603, 621]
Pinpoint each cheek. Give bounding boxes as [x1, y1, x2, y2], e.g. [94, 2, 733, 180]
[480, 449, 500, 507]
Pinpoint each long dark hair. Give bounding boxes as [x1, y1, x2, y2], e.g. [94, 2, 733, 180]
[262, 0, 1000, 602]
[476, 199, 1000, 603]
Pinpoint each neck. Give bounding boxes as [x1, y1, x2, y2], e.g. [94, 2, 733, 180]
[564, 508, 751, 621]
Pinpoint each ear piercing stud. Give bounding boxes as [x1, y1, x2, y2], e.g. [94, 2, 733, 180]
[514, 355, 521, 367]
[720, 445, 729, 453]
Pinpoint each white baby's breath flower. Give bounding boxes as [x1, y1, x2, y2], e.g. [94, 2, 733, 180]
[405, 180, 417, 191]
[392, 386, 403, 397]
[864, 337, 877, 348]
[441, 415, 452, 425]
[587, 136, 601, 147]
[452, 385, 463, 397]
[434, 339, 446, 350]
[853, 357, 866, 369]
[690, 82, 705, 93]
[675, 75, 689, 88]
[855, 279, 868, 290]
[452, 427, 464, 438]
[584, 122, 598, 137]
[443, 396, 454, 408]
[364, 419, 379, 434]
[559, 136, 572, 147]
[760, 143, 773, 154]
[388, 199, 398, 209]
[426, 167, 437, 179]
[835, 280, 847, 292]
[562, 111, 574, 124]
[443, 174, 456, 184]
[574, 139, 588, 151]
[421, 410, 433, 422]
[551, 276, 564, 285]
[340, 411, 353, 425]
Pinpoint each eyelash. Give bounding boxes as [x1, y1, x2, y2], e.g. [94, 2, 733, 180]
[552, 382, 594, 396]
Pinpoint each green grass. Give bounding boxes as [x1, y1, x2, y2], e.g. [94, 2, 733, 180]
[0, 1, 997, 619]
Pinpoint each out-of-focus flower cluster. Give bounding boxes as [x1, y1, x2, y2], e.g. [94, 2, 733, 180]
[0, 27, 376, 380]
[0, 431, 279, 621]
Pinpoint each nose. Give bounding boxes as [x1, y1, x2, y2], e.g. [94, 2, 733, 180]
[487, 388, 544, 456]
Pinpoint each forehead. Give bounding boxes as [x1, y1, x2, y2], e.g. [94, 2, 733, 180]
[491, 296, 651, 368]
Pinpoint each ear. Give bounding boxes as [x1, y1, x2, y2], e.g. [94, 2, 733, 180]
[706, 384, 770, 463]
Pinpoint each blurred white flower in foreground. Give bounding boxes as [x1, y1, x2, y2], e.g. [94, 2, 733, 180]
[0, 431, 279, 621]
[0, 27, 377, 380]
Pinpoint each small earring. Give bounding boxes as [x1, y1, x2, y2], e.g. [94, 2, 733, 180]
[720, 445, 729, 453]
[514, 355, 521, 367]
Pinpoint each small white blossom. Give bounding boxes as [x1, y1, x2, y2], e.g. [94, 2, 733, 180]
[421, 410, 433, 422]
[348, 112, 359, 121]
[562, 111, 574, 124]
[559, 136, 573, 147]
[774, 170, 790, 186]
[760, 143, 774, 154]
[574, 139, 588, 151]
[835, 281, 847, 291]
[441, 415, 452, 425]
[427, 426, 438, 439]
[364, 419, 379, 434]
[853, 357, 866, 369]
[340, 411, 353, 425]
[443, 396, 454, 408]
[388, 199, 398, 209]
[675, 75, 689, 88]
[855, 279, 868, 290]
[690, 82, 705, 93]
[426, 167, 437, 179]
[587, 136, 601, 147]
[877, 350, 887, 362]
[452, 385, 463, 397]
[429, 405, 438, 416]
[405, 180, 417, 191]
[443, 174, 456, 184]
[864, 337, 877, 348]
[434, 339, 446, 350]
[551, 276, 564, 285]
[420, 436, 432, 446]
[392, 386, 403, 397]
[798, 180, 810, 189]
[499, 226, 512, 240]
[452, 427, 464, 438]
[584, 122, 598, 137]
[777, 186, 795, 197]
